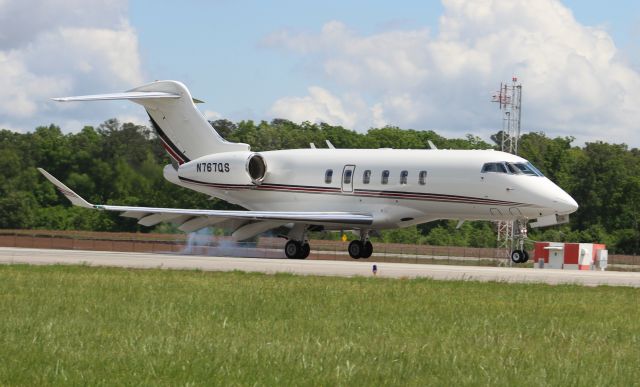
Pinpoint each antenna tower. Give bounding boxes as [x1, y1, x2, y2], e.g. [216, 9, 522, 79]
[491, 77, 523, 264]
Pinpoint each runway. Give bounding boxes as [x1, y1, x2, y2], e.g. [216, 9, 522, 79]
[1, 247, 639, 287]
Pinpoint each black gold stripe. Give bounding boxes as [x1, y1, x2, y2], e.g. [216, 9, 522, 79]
[147, 112, 190, 164]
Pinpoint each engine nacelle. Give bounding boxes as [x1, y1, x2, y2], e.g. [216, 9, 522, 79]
[178, 151, 267, 186]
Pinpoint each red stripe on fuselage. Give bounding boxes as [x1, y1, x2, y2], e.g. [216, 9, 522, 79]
[176, 177, 529, 207]
[353, 189, 522, 206]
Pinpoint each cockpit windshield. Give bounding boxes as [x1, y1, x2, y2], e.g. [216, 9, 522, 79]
[481, 161, 544, 177]
[525, 162, 544, 176]
[481, 162, 508, 173]
[505, 163, 520, 174]
[513, 163, 541, 176]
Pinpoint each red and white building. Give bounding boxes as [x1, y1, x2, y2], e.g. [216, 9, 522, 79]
[533, 242, 608, 270]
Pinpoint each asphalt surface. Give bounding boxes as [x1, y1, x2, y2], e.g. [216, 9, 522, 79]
[1, 247, 639, 287]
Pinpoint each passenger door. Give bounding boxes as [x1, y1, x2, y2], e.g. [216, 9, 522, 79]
[341, 165, 355, 193]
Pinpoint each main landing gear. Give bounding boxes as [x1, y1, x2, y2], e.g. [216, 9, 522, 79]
[284, 224, 311, 260]
[283, 226, 375, 260]
[284, 238, 375, 260]
[284, 238, 374, 260]
[348, 230, 374, 259]
[285, 240, 310, 259]
[348, 240, 373, 259]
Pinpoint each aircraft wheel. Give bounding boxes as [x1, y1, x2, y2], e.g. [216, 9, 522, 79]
[348, 240, 363, 259]
[285, 240, 301, 259]
[522, 250, 529, 263]
[299, 242, 310, 259]
[360, 241, 373, 259]
[510, 249, 524, 264]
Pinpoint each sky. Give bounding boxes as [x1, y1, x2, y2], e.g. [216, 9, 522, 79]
[1, 0, 639, 146]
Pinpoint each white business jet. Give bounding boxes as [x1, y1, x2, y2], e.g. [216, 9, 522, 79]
[41, 80, 578, 262]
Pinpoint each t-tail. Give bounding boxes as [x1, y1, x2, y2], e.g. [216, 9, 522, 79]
[53, 80, 249, 165]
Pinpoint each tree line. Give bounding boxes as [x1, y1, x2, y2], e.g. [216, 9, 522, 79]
[0, 118, 638, 253]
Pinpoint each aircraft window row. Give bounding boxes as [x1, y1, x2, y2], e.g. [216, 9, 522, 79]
[481, 162, 544, 176]
[326, 168, 429, 185]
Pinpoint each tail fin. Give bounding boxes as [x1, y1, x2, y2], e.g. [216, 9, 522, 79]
[53, 80, 249, 164]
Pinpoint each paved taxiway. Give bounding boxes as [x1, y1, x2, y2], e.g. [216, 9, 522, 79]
[1, 247, 639, 287]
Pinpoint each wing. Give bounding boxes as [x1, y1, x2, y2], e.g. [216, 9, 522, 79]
[38, 168, 373, 236]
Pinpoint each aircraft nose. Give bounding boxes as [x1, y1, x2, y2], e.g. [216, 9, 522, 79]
[552, 191, 579, 214]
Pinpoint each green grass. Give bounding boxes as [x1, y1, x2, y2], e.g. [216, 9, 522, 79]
[0, 265, 638, 386]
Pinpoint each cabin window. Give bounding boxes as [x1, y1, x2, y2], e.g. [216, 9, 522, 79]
[419, 170, 427, 185]
[343, 169, 352, 184]
[381, 170, 390, 184]
[400, 170, 408, 185]
[325, 169, 333, 184]
[363, 170, 371, 184]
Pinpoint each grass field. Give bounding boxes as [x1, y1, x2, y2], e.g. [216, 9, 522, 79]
[0, 265, 638, 386]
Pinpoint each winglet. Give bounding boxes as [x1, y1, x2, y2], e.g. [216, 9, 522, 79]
[37, 168, 94, 208]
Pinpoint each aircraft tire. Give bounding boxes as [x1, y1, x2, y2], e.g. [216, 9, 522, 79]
[348, 240, 363, 259]
[522, 250, 529, 263]
[299, 242, 310, 259]
[510, 249, 524, 264]
[360, 241, 373, 259]
[285, 240, 301, 259]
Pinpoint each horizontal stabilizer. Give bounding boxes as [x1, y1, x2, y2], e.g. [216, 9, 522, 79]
[52, 91, 181, 102]
[51, 80, 246, 160]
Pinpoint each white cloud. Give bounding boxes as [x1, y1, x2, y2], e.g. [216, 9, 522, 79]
[203, 110, 223, 121]
[264, 0, 640, 145]
[117, 115, 149, 128]
[0, 0, 127, 50]
[270, 86, 360, 128]
[0, 121, 26, 133]
[0, 50, 70, 118]
[0, 0, 145, 132]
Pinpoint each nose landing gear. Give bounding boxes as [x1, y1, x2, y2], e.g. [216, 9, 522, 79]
[510, 219, 530, 264]
[510, 249, 529, 264]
